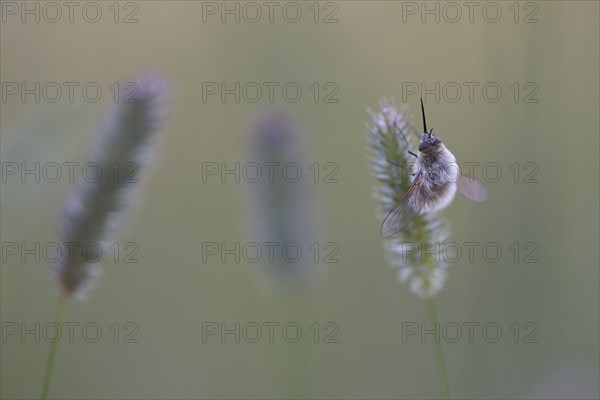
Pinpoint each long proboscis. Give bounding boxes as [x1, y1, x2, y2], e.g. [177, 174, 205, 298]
[420, 97, 427, 134]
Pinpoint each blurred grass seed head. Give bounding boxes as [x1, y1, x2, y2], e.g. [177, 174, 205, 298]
[49, 73, 169, 299]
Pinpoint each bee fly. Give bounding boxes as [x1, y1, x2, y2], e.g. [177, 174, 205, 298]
[381, 98, 488, 237]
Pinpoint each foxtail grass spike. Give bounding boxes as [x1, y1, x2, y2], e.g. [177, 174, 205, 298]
[49, 73, 169, 299]
[367, 98, 450, 298]
[247, 109, 318, 293]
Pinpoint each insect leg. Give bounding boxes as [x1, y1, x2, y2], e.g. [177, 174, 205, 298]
[397, 128, 418, 158]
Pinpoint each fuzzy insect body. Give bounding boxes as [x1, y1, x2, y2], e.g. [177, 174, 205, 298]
[413, 143, 459, 213]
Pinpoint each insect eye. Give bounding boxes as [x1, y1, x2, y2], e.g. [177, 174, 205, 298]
[418, 141, 430, 151]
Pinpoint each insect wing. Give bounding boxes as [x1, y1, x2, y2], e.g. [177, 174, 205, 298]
[457, 172, 488, 202]
[380, 176, 425, 237]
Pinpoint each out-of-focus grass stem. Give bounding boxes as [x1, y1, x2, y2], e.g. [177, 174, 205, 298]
[40, 297, 68, 400]
[427, 299, 451, 400]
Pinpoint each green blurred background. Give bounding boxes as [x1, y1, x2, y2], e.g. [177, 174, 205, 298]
[1, 1, 598, 399]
